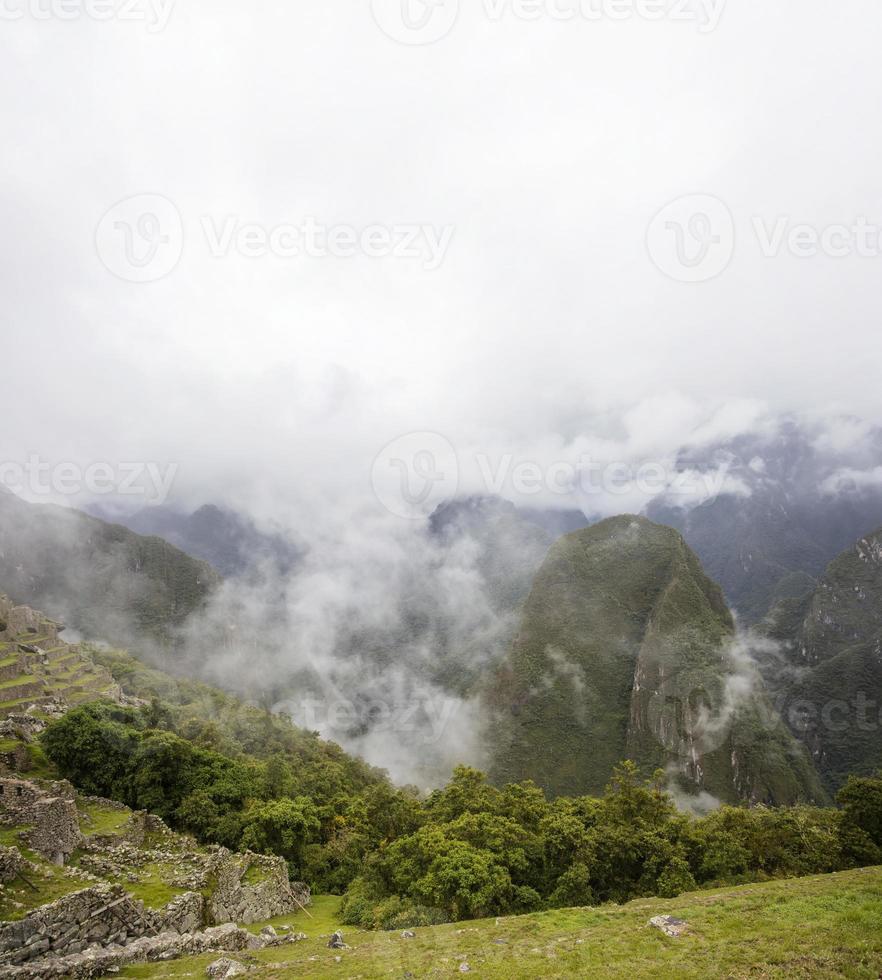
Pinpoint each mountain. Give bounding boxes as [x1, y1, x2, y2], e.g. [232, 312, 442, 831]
[763, 526, 882, 792]
[89, 502, 302, 579]
[487, 515, 824, 804]
[429, 496, 555, 620]
[0, 490, 219, 650]
[648, 417, 882, 622]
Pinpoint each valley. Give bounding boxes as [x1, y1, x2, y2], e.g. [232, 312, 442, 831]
[1, 426, 881, 977]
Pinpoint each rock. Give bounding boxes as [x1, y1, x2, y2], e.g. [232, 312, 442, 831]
[259, 926, 277, 939]
[401, 930, 415, 939]
[327, 930, 346, 949]
[161, 891, 204, 934]
[459, 965, 471, 974]
[204, 850, 308, 926]
[649, 915, 690, 937]
[0, 846, 28, 885]
[206, 957, 248, 979]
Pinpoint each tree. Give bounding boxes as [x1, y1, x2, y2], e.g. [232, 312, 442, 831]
[40, 704, 140, 800]
[240, 797, 321, 871]
[424, 766, 501, 822]
[411, 839, 514, 920]
[838, 774, 882, 849]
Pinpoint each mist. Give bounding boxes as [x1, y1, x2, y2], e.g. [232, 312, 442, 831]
[3, 3, 882, 790]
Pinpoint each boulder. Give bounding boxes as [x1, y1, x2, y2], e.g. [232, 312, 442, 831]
[649, 915, 690, 937]
[206, 957, 248, 979]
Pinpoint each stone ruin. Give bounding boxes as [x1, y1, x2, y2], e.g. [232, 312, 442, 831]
[0, 778, 82, 865]
[0, 776, 313, 976]
[0, 594, 134, 724]
[0, 599, 64, 646]
[204, 847, 310, 926]
[0, 883, 308, 977]
[0, 845, 27, 885]
[0, 883, 161, 965]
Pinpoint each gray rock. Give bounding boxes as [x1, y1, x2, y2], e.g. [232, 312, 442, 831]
[649, 915, 690, 937]
[206, 957, 248, 979]
[327, 930, 346, 949]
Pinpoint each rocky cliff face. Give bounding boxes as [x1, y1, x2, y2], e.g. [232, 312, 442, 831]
[488, 516, 824, 804]
[764, 527, 882, 791]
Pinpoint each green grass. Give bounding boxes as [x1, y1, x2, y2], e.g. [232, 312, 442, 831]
[242, 894, 347, 936]
[117, 867, 882, 979]
[0, 673, 38, 691]
[78, 801, 132, 837]
[243, 862, 269, 886]
[118, 862, 188, 909]
[0, 740, 57, 778]
[0, 833, 84, 920]
[0, 825, 28, 848]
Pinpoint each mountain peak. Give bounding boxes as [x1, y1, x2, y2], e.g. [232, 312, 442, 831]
[488, 518, 821, 805]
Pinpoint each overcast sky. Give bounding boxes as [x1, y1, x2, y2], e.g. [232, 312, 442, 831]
[3, 0, 881, 526]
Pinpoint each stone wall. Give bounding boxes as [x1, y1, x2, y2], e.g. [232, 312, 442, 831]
[204, 848, 306, 925]
[0, 884, 160, 966]
[0, 716, 46, 743]
[0, 844, 28, 884]
[0, 778, 82, 864]
[2, 921, 304, 979]
[161, 891, 205, 933]
[0, 597, 63, 646]
[0, 743, 31, 776]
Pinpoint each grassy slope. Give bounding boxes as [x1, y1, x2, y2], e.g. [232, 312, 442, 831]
[120, 867, 882, 979]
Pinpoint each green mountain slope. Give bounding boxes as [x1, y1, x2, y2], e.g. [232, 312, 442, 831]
[0, 489, 219, 649]
[488, 516, 823, 803]
[765, 527, 882, 792]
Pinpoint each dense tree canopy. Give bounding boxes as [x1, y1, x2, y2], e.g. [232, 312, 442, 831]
[41, 703, 882, 931]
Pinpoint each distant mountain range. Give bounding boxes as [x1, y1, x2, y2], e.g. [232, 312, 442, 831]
[648, 417, 882, 622]
[1, 415, 879, 799]
[87, 502, 302, 579]
[0, 487, 218, 650]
